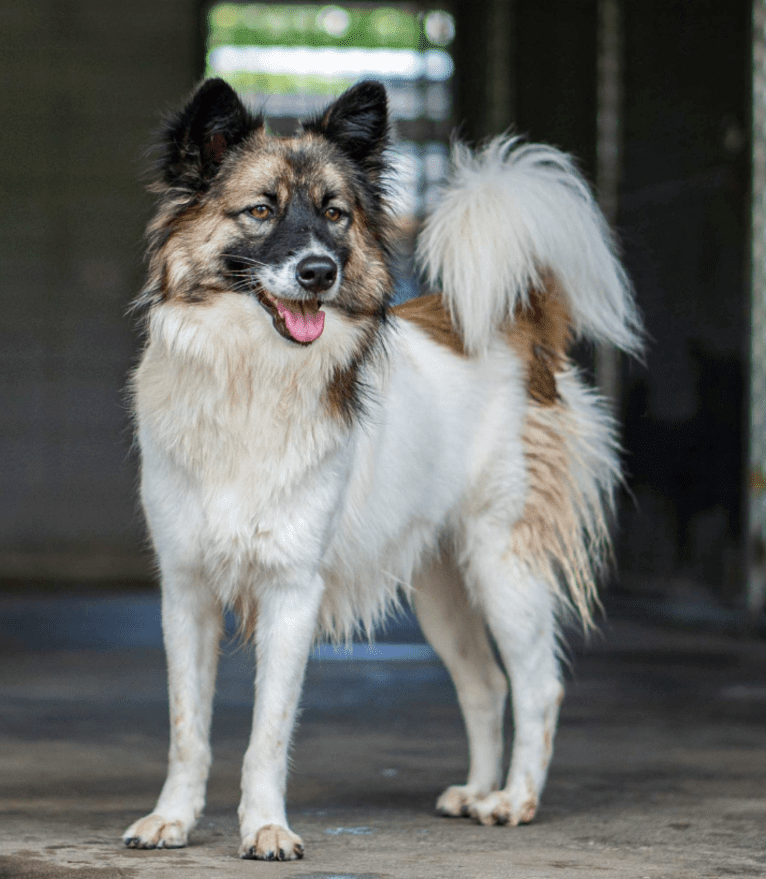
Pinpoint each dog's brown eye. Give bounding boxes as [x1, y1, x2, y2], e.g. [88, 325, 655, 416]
[324, 206, 342, 222]
[250, 204, 272, 219]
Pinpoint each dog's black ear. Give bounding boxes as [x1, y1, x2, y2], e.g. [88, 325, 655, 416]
[160, 78, 261, 190]
[305, 80, 389, 177]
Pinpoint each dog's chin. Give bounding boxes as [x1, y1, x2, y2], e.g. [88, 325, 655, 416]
[254, 286, 326, 346]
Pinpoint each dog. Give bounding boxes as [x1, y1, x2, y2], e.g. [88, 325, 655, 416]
[123, 78, 642, 860]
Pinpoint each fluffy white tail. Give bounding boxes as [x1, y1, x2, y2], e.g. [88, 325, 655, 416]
[418, 136, 643, 357]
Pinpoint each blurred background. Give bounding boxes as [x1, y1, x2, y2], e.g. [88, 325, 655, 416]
[2, 0, 766, 633]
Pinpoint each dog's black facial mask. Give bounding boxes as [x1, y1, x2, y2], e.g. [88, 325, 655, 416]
[223, 189, 352, 346]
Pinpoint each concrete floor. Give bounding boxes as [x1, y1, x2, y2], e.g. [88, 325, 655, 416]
[1, 593, 765, 879]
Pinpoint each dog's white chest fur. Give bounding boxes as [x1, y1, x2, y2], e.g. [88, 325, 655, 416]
[134, 297, 351, 585]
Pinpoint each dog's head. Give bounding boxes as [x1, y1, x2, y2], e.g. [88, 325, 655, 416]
[139, 78, 395, 349]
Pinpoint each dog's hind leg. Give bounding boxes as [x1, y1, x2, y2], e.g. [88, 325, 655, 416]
[461, 521, 563, 826]
[412, 550, 508, 818]
[238, 572, 324, 861]
[124, 570, 222, 849]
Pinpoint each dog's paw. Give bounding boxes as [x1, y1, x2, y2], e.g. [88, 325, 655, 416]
[123, 814, 188, 849]
[436, 784, 486, 817]
[468, 789, 538, 826]
[239, 824, 304, 861]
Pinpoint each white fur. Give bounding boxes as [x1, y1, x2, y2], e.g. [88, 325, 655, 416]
[124, 138, 640, 859]
[418, 136, 643, 357]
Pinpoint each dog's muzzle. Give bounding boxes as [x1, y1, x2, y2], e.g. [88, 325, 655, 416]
[254, 254, 339, 345]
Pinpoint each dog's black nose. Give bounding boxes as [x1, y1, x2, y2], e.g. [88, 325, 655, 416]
[295, 256, 337, 294]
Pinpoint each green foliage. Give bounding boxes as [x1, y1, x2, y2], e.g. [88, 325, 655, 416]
[208, 4, 429, 51]
[215, 69, 353, 96]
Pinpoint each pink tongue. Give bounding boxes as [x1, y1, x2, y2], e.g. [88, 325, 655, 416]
[275, 301, 325, 343]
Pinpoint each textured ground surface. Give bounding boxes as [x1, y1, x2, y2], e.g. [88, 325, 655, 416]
[1, 592, 765, 878]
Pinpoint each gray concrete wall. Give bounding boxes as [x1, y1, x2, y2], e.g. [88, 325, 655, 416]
[0, 0, 199, 581]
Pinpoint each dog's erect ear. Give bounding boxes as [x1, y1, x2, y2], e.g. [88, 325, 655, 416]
[161, 78, 261, 190]
[305, 81, 389, 177]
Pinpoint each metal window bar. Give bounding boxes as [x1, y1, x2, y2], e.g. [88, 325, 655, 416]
[749, 0, 766, 619]
[594, 0, 623, 411]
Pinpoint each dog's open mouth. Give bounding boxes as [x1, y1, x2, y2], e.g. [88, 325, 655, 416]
[256, 288, 325, 345]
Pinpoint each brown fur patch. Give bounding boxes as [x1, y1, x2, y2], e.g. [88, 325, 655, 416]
[325, 359, 360, 422]
[393, 278, 571, 407]
[510, 401, 609, 626]
[392, 293, 466, 356]
[505, 274, 571, 406]
[341, 210, 393, 317]
[322, 317, 385, 425]
[501, 276, 610, 625]
[219, 140, 292, 207]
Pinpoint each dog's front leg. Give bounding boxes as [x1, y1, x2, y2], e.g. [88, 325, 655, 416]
[124, 573, 221, 848]
[238, 572, 324, 861]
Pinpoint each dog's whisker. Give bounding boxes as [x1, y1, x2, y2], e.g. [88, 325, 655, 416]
[224, 253, 268, 269]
